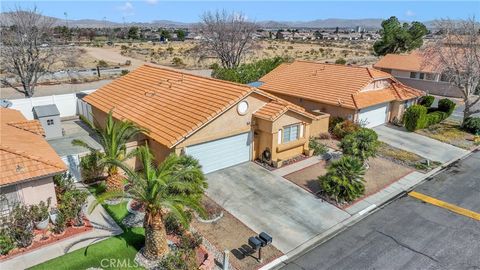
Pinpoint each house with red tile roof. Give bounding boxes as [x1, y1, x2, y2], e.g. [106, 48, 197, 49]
[259, 60, 424, 128]
[84, 65, 329, 170]
[0, 108, 66, 215]
[374, 52, 462, 98]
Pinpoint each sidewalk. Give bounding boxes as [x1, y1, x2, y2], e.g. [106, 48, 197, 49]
[0, 185, 123, 270]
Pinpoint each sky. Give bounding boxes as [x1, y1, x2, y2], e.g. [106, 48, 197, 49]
[1, 1, 478, 23]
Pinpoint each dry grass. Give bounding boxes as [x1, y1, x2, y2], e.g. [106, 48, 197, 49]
[415, 121, 476, 150]
[111, 39, 377, 69]
[377, 142, 441, 171]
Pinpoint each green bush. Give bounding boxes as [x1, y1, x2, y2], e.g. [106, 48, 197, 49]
[339, 128, 379, 162]
[212, 57, 285, 84]
[335, 58, 347, 65]
[328, 116, 344, 132]
[309, 138, 328, 156]
[319, 156, 366, 203]
[0, 229, 15, 255]
[426, 111, 447, 126]
[419, 95, 435, 107]
[462, 117, 480, 134]
[79, 151, 104, 183]
[438, 98, 456, 116]
[332, 120, 360, 139]
[97, 60, 108, 68]
[403, 105, 428, 131]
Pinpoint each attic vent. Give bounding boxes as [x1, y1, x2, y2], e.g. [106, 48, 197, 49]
[16, 164, 25, 173]
[311, 67, 325, 76]
[145, 75, 185, 97]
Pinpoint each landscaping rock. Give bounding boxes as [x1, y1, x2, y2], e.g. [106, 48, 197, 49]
[122, 212, 145, 228]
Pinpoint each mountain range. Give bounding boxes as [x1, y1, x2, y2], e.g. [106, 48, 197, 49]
[0, 13, 437, 29]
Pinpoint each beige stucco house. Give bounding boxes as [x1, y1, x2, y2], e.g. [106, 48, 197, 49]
[0, 108, 66, 216]
[374, 52, 462, 98]
[84, 65, 329, 171]
[259, 60, 424, 128]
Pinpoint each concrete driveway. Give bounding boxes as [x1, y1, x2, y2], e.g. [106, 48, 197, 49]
[374, 125, 468, 163]
[205, 162, 350, 254]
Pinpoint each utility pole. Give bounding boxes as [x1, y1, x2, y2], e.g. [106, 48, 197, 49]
[64, 12, 69, 45]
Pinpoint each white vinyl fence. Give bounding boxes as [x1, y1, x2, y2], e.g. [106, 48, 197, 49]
[9, 89, 96, 120]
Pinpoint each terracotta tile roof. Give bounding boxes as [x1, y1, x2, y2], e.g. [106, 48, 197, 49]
[0, 108, 66, 186]
[85, 65, 257, 148]
[373, 52, 440, 73]
[253, 93, 316, 121]
[7, 120, 45, 136]
[259, 60, 423, 110]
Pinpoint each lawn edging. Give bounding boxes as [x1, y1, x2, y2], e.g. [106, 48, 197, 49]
[269, 148, 478, 270]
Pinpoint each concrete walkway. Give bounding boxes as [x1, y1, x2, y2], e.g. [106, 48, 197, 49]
[206, 162, 350, 254]
[0, 184, 123, 270]
[374, 125, 468, 163]
[273, 156, 324, 177]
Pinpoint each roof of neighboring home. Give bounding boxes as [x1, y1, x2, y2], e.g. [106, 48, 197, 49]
[0, 108, 66, 186]
[259, 60, 423, 110]
[84, 65, 315, 148]
[33, 104, 60, 118]
[373, 52, 440, 73]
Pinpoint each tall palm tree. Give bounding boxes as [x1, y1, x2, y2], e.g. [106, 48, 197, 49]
[91, 145, 207, 260]
[72, 110, 146, 191]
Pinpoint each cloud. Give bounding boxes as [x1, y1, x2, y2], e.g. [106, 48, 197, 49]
[405, 10, 415, 17]
[145, 0, 158, 4]
[118, 2, 134, 16]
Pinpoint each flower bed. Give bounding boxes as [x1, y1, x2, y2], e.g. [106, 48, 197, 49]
[0, 217, 92, 261]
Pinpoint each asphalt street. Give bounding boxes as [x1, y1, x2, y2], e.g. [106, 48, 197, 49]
[281, 151, 480, 270]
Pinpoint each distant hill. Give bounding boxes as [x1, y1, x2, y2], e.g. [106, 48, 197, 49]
[0, 12, 440, 29]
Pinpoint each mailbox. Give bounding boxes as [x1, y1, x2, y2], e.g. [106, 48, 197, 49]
[259, 232, 272, 245]
[248, 236, 262, 250]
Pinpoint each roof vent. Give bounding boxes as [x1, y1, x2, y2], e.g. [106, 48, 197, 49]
[16, 164, 25, 173]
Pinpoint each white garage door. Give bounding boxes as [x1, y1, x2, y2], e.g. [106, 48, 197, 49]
[185, 132, 251, 174]
[359, 103, 389, 128]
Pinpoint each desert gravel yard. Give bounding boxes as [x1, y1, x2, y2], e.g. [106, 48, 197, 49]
[192, 196, 283, 270]
[284, 157, 412, 205]
[415, 122, 477, 150]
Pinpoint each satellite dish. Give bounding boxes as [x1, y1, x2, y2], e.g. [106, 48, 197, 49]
[0, 99, 13, 108]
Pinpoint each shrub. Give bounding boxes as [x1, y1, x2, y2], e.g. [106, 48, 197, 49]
[30, 198, 51, 223]
[51, 212, 67, 235]
[328, 116, 344, 132]
[335, 58, 347, 65]
[318, 132, 331, 140]
[309, 138, 328, 156]
[172, 57, 185, 66]
[0, 229, 15, 255]
[120, 70, 129, 76]
[319, 156, 366, 203]
[97, 60, 108, 68]
[164, 212, 184, 236]
[462, 117, 480, 134]
[438, 98, 456, 116]
[79, 151, 104, 183]
[59, 189, 89, 226]
[403, 105, 428, 131]
[426, 111, 447, 126]
[419, 95, 435, 107]
[212, 57, 285, 84]
[10, 204, 34, 248]
[339, 128, 379, 162]
[332, 120, 360, 139]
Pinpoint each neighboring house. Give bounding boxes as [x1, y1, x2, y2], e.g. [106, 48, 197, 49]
[0, 108, 66, 216]
[258, 60, 424, 128]
[373, 52, 463, 98]
[84, 65, 327, 171]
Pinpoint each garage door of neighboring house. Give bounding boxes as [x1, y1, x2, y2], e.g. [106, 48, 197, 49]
[61, 155, 82, 182]
[358, 103, 389, 128]
[185, 132, 251, 174]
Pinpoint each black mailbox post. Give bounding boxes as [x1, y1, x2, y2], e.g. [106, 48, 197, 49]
[248, 232, 273, 262]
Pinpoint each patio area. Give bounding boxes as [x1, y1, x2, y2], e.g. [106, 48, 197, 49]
[47, 119, 102, 157]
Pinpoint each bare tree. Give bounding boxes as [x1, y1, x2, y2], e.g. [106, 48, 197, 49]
[1, 7, 59, 97]
[423, 17, 480, 123]
[199, 10, 257, 69]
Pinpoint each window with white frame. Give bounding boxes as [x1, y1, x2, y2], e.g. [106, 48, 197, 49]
[282, 124, 301, 143]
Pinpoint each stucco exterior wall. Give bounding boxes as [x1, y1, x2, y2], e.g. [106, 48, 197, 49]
[14, 176, 58, 207]
[272, 93, 356, 120]
[309, 114, 330, 138]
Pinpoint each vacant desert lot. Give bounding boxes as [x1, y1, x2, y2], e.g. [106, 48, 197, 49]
[88, 39, 377, 69]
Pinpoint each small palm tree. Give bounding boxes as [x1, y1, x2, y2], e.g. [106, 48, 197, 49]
[91, 145, 207, 260]
[319, 155, 366, 203]
[72, 110, 146, 191]
[339, 128, 379, 164]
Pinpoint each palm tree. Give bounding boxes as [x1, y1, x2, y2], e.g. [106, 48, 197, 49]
[91, 145, 207, 260]
[319, 155, 366, 203]
[72, 110, 146, 191]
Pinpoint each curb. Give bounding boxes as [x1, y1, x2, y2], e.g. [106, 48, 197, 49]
[267, 149, 477, 270]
